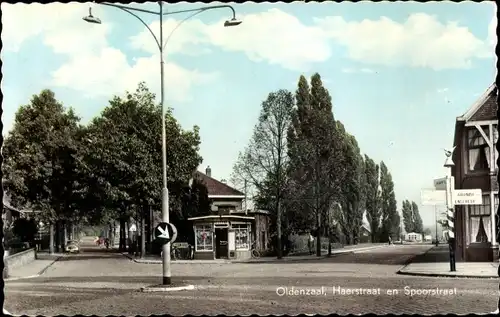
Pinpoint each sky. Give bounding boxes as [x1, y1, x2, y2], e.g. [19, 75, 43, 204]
[1, 2, 497, 229]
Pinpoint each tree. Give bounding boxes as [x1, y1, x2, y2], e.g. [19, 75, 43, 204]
[335, 122, 365, 245]
[3, 89, 82, 253]
[411, 201, 424, 233]
[287, 73, 346, 256]
[83, 83, 203, 251]
[12, 218, 38, 243]
[232, 89, 295, 259]
[364, 155, 381, 242]
[402, 200, 414, 233]
[379, 162, 399, 242]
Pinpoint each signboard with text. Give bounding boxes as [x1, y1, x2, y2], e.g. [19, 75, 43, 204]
[421, 189, 446, 206]
[452, 189, 483, 205]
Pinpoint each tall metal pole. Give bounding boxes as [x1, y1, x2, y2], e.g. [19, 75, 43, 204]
[444, 152, 456, 272]
[159, 1, 171, 285]
[435, 206, 439, 246]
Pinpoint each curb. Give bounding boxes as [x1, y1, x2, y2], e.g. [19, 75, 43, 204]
[140, 284, 195, 292]
[123, 245, 389, 264]
[396, 270, 497, 279]
[395, 246, 497, 279]
[5, 254, 65, 282]
[395, 245, 436, 274]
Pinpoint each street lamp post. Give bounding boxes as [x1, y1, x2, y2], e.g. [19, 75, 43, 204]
[83, 2, 242, 285]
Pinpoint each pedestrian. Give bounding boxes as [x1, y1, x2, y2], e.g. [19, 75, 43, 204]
[308, 232, 314, 255]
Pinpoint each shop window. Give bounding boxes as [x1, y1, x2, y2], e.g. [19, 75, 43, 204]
[469, 195, 491, 243]
[233, 224, 249, 250]
[468, 127, 490, 172]
[195, 225, 213, 251]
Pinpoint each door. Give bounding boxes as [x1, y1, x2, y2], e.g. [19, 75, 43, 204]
[215, 228, 228, 259]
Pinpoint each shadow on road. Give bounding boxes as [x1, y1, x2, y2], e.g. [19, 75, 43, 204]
[409, 246, 450, 263]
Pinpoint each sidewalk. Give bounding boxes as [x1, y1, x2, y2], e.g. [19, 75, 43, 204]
[122, 243, 389, 264]
[5, 252, 65, 281]
[397, 246, 498, 278]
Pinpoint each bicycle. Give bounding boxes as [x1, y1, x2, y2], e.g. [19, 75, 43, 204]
[161, 246, 181, 260]
[250, 241, 260, 258]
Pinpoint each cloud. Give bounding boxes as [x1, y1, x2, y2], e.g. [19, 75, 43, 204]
[314, 13, 493, 70]
[130, 8, 333, 72]
[1, 3, 219, 102]
[341, 68, 375, 74]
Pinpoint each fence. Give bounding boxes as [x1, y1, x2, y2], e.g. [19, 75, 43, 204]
[3, 248, 36, 278]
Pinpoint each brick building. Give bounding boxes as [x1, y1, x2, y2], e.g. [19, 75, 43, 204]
[188, 166, 271, 260]
[451, 84, 498, 261]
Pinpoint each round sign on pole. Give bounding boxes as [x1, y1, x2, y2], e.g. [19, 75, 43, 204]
[154, 222, 177, 244]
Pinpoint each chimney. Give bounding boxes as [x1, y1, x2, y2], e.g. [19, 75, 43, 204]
[206, 166, 211, 177]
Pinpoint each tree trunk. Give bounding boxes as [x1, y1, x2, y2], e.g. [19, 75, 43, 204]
[61, 221, 67, 252]
[276, 200, 283, 259]
[141, 209, 146, 259]
[55, 221, 60, 252]
[49, 222, 55, 254]
[316, 212, 322, 256]
[119, 218, 126, 252]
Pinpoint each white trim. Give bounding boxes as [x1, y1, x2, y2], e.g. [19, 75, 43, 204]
[188, 215, 254, 221]
[208, 195, 245, 199]
[457, 84, 496, 122]
[465, 120, 497, 127]
[490, 191, 497, 245]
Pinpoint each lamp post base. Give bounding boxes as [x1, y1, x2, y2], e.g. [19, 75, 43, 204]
[163, 276, 171, 285]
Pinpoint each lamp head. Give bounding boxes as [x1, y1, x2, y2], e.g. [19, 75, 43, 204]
[83, 7, 101, 24]
[224, 18, 242, 27]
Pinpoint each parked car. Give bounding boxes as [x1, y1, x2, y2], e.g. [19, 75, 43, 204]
[65, 240, 80, 253]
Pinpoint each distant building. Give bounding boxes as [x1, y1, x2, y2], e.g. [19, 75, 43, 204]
[405, 232, 423, 242]
[188, 166, 271, 261]
[424, 235, 432, 241]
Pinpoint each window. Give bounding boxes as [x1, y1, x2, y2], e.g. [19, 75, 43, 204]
[233, 224, 249, 250]
[468, 127, 490, 171]
[195, 225, 213, 251]
[469, 195, 491, 243]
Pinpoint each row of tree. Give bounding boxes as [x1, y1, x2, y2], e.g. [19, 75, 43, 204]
[3, 83, 211, 253]
[232, 73, 401, 257]
[401, 200, 424, 234]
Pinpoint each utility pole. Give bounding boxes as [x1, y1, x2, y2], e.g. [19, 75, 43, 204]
[244, 179, 248, 215]
[435, 205, 439, 246]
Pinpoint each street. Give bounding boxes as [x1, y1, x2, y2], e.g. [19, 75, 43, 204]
[5, 242, 498, 315]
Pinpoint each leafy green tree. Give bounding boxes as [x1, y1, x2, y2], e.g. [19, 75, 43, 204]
[411, 201, 424, 233]
[3, 89, 82, 253]
[287, 74, 346, 256]
[364, 155, 381, 242]
[83, 83, 203, 251]
[379, 162, 399, 242]
[232, 89, 295, 259]
[335, 122, 365, 245]
[402, 200, 414, 233]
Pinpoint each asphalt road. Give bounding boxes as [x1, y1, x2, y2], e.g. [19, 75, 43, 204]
[4, 243, 499, 315]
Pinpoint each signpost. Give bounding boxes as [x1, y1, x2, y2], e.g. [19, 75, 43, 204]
[155, 222, 178, 245]
[421, 150, 483, 272]
[421, 189, 446, 206]
[433, 177, 447, 190]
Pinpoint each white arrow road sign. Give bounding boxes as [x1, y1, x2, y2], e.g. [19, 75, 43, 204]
[157, 226, 170, 239]
[452, 189, 482, 205]
[433, 177, 447, 190]
[421, 189, 446, 206]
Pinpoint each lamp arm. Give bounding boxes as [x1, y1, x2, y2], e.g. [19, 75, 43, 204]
[162, 5, 237, 20]
[99, 4, 162, 52]
[101, 2, 160, 16]
[163, 10, 204, 51]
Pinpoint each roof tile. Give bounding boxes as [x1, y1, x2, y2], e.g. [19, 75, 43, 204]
[194, 171, 245, 196]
